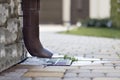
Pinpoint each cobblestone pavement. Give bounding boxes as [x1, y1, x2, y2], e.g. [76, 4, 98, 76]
[0, 25, 120, 80]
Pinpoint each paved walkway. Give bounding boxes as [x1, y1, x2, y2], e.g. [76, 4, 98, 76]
[0, 25, 120, 80]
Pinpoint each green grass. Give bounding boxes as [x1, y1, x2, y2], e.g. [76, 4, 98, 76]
[62, 27, 120, 39]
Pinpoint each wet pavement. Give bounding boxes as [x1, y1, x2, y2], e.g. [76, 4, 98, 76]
[0, 25, 120, 80]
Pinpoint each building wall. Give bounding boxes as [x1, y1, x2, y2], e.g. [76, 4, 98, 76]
[89, 0, 111, 19]
[71, 0, 89, 24]
[39, 0, 89, 24]
[0, 0, 27, 72]
[39, 0, 62, 24]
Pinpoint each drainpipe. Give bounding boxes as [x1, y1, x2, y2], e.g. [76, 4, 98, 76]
[22, 0, 53, 58]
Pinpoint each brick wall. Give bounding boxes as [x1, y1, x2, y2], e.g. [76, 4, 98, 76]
[0, 0, 27, 72]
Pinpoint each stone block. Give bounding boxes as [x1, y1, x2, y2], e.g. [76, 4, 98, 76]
[0, 28, 5, 43]
[0, 4, 9, 26]
[5, 29, 17, 44]
[16, 43, 23, 57]
[0, 44, 6, 58]
[18, 2, 23, 15]
[5, 44, 18, 58]
[19, 17, 23, 28]
[9, 0, 15, 15]
[16, 26, 23, 41]
[7, 18, 18, 33]
[0, 0, 10, 3]
[0, 43, 26, 72]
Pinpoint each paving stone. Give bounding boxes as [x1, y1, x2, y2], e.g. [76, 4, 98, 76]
[72, 61, 92, 66]
[63, 77, 90, 80]
[16, 64, 44, 69]
[0, 76, 32, 80]
[67, 69, 90, 73]
[35, 77, 62, 80]
[1, 26, 120, 80]
[111, 61, 120, 64]
[103, 63, 114, 66]
[29, 68, 66, 73]
[115, 63, 120, 66]
[24, 71, 64, 78]
[78, 72, 105, 77]
[46, 66, 79, 70]
[15, 69, 28, 73]
[116, 66, 120, 69]
[107, 72, 120, 77]
[64, 73, 77, 78]
[4, 72, 24, 77]
[80, 66, 114, 70]
[92, 69, 120, 73]
[92, 61, 111, 65]
[74, 57, 100, 61]
[93, 78, 120, 80]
